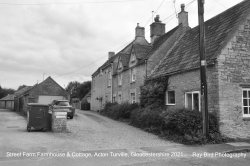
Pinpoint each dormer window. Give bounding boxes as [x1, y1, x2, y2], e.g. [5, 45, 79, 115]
[131, 53, 136, 63]
[118, 61, 123, 70]
[131, 68, 136, 82]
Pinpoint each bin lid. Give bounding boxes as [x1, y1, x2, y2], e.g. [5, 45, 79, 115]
[28, 103, 49, 106]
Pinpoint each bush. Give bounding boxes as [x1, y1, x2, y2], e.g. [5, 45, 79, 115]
[130, 107, 165, 133]
[130, 107, 224, 144]
[100, 102, 139, 120]
[140, 76, 168, 108]
[100, 102, 226, 145]
[162, 109, 222, 144]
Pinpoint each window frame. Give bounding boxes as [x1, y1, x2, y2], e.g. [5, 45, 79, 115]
[130, 92, 136, 104]
[166, 90, 176, 105]
[185, 91, 200, 112]
[242, 88, 250, 118]
[130, 68, 136, 83]
[131, 53, 136, 63]
[118, 92, 122, 103]
[118, 61, 123, 70]
[107, 71, 112, 87]
[118, 73, 122, 86]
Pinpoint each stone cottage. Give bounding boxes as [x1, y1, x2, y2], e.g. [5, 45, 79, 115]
[149, 0, 250, 138]
[91, 24, 151, 110]
[91, 4, 190, 111]
[14, 76, 69, 114]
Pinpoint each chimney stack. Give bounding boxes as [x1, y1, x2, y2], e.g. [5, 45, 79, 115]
[178, 4, 189, 27]
[108, 52, 115, 59]
[150, 15, 165, 44]
[135, 23, 145, 38]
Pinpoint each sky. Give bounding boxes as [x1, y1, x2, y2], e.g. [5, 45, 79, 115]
[0, 0, 244, 90]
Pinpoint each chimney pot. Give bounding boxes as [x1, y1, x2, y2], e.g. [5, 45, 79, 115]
[150, 15, 165, 44]
[178, 4, 189, 27]
[135, 23, 145, 38]
[181, 4, 185, 11]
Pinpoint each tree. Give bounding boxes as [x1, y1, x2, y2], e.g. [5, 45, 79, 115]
[0, 85, 15, 99]
[65, 81, 81, 97]
[77, 81, 91, 99]
[65, 81, 91, 100]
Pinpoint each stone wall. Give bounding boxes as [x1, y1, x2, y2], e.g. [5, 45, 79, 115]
[166, 66, 219, 114]
[91, 66, 112, 111]
[51, 112, 67, 132]
[217, 16, 250, 138]
[111, 64, 146, 104]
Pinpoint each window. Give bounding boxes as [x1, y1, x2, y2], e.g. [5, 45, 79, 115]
[118, 62, 123, 70]
[131, 53, 136, 63]
[118, 74, 122, 86]
[131, 68, 136, 82]
[108, 71, 112, 87]
[54, 101, 70, 106]
[131, 93, 136, 104]
[118, 93, 122, 103]
[112, 95, 116, 103]
[242, 89, 250, 117]
[166, 91, 175, 105]
[185, 91, 200, 111]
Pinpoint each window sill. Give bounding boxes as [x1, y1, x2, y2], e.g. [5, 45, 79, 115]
[166, 104, 176, 106]
[243, 116, 250, 121]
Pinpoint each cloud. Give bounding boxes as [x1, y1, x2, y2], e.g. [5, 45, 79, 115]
[0, 0, 245, 89]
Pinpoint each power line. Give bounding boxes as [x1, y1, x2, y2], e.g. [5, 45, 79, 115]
[56, 55, 108, 77]
[173, 0, 178, 18]
[57, 38, 134, 77]
[50, 0, 197, 78]
[143, 0, 167, 27]
[0, 0, 145, 6]
[162, 0, 196, 22]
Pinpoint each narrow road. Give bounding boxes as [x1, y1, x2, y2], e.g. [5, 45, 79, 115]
[0, 109, 178, 166]
[0, 109, 249, 166]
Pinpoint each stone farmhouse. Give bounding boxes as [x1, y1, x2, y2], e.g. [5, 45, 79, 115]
[91, 0, 250, 138]
[91, 4, 189, 111]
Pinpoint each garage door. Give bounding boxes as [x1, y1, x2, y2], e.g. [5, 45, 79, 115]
[38, 96, 65, 104]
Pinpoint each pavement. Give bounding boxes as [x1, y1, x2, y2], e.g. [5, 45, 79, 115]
[0, 108, 250, 166]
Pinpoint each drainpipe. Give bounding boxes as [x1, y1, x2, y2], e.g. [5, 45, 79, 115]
[111, 63, 113, 103]
[145, 59, 148, 79]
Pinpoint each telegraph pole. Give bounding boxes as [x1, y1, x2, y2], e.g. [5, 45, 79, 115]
[198, 0, 209, 138]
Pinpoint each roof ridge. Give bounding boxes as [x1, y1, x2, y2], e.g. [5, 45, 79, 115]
[149, 0, 250, 79]
[205, 0, 249, 24]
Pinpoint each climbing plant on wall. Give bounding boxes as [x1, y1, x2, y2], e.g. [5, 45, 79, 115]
[140, 76, 169, 108]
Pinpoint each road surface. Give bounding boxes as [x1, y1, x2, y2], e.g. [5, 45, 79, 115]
[0, 109, 249, 166]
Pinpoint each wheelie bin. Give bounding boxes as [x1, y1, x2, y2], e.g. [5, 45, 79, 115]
[27, 103, 51, 132]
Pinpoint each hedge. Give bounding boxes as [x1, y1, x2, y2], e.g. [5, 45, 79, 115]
[100, 102, 139, 120]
